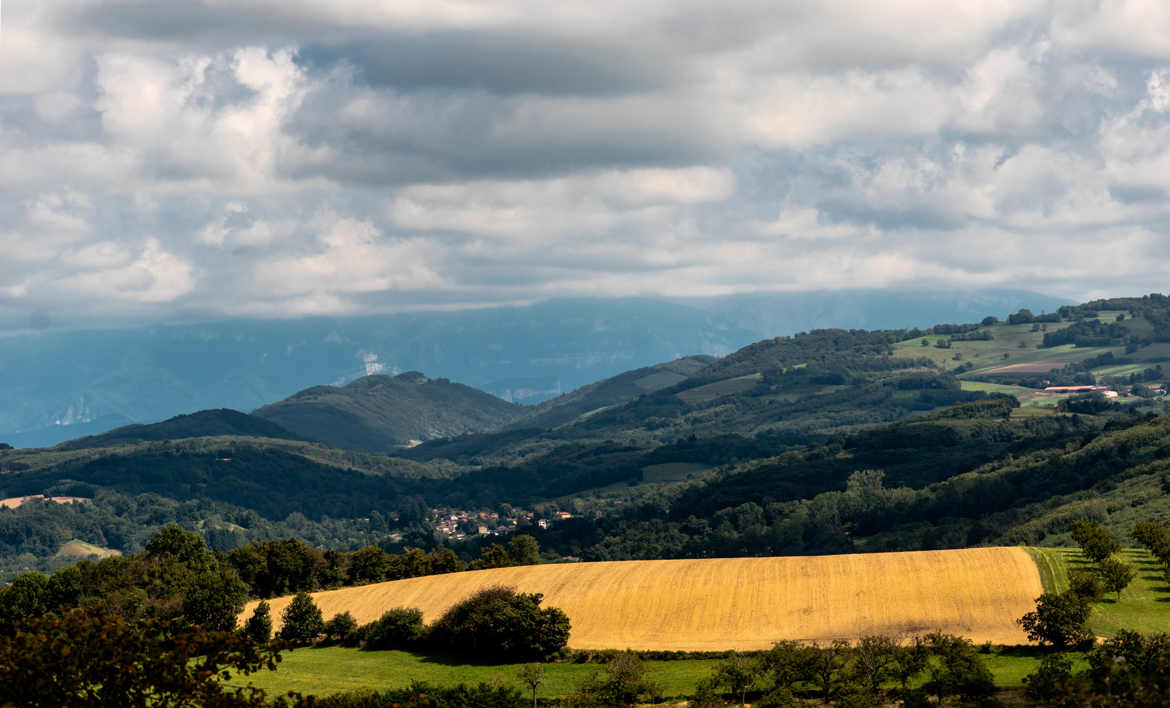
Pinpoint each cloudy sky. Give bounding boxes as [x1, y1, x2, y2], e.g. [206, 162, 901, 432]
[2, 1, 1169, 328]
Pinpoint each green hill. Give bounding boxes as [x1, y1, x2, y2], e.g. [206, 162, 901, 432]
[252, 372, 526, 452]
[56, 409, 302, 450]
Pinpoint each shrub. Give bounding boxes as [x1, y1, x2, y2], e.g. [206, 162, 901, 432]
[427, 586, 570, 662]
[363, 607, 426, 650]
[323, 611, 359, 646]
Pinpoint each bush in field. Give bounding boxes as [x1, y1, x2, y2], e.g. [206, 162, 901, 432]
[362, 607, 426, 650]
[322, 611, 358, 646]
[427, 586, 569, 662]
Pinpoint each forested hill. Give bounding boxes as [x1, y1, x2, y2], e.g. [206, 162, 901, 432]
[251, 372, 526, 452]
[56, 409, 303, 450]
[3, 293, 1170, 581]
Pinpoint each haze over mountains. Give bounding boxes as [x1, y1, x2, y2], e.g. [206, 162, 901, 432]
[0, 289, 1068, 448]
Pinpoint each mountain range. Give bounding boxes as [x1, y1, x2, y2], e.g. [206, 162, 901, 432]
[0, 289, 1070, 448]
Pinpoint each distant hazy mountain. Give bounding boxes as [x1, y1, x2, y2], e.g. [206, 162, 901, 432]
[0, 289, 1069, 448]
[252, 372, 526, 452]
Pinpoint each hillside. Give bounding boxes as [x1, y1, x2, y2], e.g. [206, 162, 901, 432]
[247, 548, 1042, 649]
[252, 372, 525, 452]
[0, 291, 1068, 448]
[56, 409, 302, 450]
[516, 355, 715, 430]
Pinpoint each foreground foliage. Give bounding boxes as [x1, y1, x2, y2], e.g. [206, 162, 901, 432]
[0, 605, 282, 707]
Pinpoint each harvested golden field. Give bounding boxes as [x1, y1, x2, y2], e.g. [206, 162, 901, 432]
[245, 547, 1042, 650]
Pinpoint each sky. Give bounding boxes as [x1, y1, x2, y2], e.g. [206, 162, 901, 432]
[2, 1, 1169, 328]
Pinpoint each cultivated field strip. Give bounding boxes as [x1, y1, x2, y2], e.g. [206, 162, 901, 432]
[247, 547, 1043, 650]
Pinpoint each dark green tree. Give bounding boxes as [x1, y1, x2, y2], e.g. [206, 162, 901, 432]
[1098, 557, 1137, 601]
[1068, 569, 1105, 603]
[470, 544, 511, 570]
[707, 652, 758, 706]
[427, 586, 569, 661]
[922, 632, 995, 705]
[1018, 592, 1093, 648]
[507, 535, 541, 566]
[1071, 520, 1120, 563]
[243, 601, 272, 644]
[278, 592, 324, 645]
[569, 652, 659, 707]
[0, 605, 281, 707]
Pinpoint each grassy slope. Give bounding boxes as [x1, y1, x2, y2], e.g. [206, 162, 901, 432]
[227, 648, 716, 699]
[1028, 547, 1170, 637]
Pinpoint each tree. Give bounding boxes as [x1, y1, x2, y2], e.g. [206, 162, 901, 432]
[517, 663, 545, 708]
[182, 565, 249, 632]
[1132, 521, 1170, 562]
[145, 525, 208, 565]
[1023, 653, 1076, 704]
[507, 535, 541, 566]
[707, 652, 758, 706]
[278, 592, 324, 645]
[758, 640, 816, 695]
[847, 635, 899, 699]
[1071, 520, 1121, 563]
[470, 543, 511, 570]
[1098, 557, 1137, 600]
[0, 605, 281, 707]
[808, 639, 849, 704]
[242, 601, 272, 644]
[570, 652, 659, 707]
[1068, 569, 1105, 603]
[922, 632, 995, 705]
[428, 587, 569, 661]
[1018, 592, 1093, 648]
[348, 545, 392, 584]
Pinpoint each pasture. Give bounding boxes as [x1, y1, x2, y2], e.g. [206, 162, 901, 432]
[246, 547, 1043, 650]
[1027, 547, 1170, 637]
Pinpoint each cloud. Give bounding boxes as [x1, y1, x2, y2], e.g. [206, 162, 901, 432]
[1, 1, 1170, 326]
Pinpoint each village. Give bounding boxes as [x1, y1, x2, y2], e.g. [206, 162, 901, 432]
[427, 505, 576, 541]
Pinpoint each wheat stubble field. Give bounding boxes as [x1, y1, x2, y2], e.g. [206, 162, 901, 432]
[246, 547, 1042, 650]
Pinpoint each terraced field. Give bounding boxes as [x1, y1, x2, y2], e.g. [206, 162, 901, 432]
[247, 547, 1043, 650]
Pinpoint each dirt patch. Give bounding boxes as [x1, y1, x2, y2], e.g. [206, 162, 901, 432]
[983, 361, 1072, 374]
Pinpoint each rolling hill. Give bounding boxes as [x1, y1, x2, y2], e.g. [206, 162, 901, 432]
[56, 409, 302, 450]
[252, 372, 526, 452]
[247, 547, 1043, 649]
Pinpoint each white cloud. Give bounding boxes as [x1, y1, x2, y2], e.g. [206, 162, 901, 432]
[1, 1, 1170, 323]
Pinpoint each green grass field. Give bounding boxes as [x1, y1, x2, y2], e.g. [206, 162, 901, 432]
[226, 647, 718, 699]
[1027, 547, 1170, 637]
